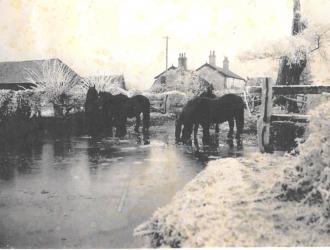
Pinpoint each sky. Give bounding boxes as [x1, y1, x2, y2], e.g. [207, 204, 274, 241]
[0, 0, 329, 89]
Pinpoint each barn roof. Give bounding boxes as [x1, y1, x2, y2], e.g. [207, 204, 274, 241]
[154, 65, 177, 79]
[196, 63, 245, 81]
[0, 58, 82, 85]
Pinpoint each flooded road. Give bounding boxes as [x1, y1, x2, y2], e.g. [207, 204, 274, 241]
[0, 122, 256, 248]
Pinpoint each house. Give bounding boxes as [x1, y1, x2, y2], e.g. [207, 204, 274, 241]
[0, 58, 83, 90]
[196, 51, 246, 91]
[151, 53, 211, 93]
[246, 77, 266, 87]
[85, 74, 127, 90]
[153, 65, 177, 85]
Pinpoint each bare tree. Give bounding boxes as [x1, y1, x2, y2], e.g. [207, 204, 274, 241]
[25, 60, 81, 117]
[240, 0, 330, 112]
[83, 75, 127, 94]
[276, 0, 306, 112]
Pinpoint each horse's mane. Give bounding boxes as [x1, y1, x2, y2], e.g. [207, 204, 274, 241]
[99, 91, 113, 96]
[199, 91, 216, 99]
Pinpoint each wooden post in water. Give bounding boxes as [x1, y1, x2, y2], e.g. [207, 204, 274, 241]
[258, 77, 273, 153]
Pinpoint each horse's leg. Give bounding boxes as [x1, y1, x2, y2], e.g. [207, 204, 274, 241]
[108, 113, 112, 136]
[227, 118, 234, 139]
[135, 114, 141, 133]
[215, 123, 219, 133]
[193, 123, 199, 147]
[121, 116, 127, 138]
[235, 110, 244, 148]
[186, 124, 193, 146]
[114, 115, 124, 138]
[182, 124, 192, 145]
[181, 125, 186, 142]
[117, 119, 125, 138]
[108, 115, 113, 137]
[175, 118, 182, 144]
[202, 123, 210, 145]
[114, 118, 120, 137]
[142, 109, 150, 133]
[227, 119, 234, 148]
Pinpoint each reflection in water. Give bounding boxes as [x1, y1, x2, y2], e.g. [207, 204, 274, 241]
[191, 133, 245, 161]
[0, 142, 43, 181]
[0, 126, 256, 248]
[0, 130, 251, 183]
[130, 131, 150, 145]
[53, 140, 73, 158]
[0, 158, 15, 181]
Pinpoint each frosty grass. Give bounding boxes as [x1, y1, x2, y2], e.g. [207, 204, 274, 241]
[134, 95, 330, 247]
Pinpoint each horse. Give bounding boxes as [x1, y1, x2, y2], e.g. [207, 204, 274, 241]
[84, 86, 101, 137]
[199, 85, 219, 133]
[98, 91, 150, 138]
[175, 94, 245, 148]
[125, 95, 150, 133]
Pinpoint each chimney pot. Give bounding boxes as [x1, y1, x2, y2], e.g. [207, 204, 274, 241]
[178, 52, 187, 70]
[209, 50, 216, 66]
[223, 57, 229, 71]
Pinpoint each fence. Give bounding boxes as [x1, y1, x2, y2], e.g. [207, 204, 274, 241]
[146, 91, 188, 114]
[257, 77, 330, 152]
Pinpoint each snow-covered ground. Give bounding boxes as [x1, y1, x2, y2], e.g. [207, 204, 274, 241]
[134, 95, 330, 247]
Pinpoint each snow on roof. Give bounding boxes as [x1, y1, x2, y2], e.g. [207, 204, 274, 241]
[196, 63, 246, 81]
[154, 65, 177, 79]
[0, 58, 82, 84]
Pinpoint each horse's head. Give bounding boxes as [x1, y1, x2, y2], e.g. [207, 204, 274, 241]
[86, 86, 98, 103]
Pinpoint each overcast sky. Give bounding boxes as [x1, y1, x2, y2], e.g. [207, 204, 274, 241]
[0, 0, 329, 89]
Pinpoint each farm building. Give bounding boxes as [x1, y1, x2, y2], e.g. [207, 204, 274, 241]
[150, 53, 211, 94]
[0, 58, 83, 90]
[85, 74, 127, 90]
[196, 52, 246, 91]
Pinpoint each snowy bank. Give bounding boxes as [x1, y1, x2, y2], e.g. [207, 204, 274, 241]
[280, 94, 330, 218]
[135, 154, 330, 247]
[134, 96, 330, 247]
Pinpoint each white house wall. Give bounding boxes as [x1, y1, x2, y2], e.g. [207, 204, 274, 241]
[227, 78, 245, 89]
[196, 67, 226, 91]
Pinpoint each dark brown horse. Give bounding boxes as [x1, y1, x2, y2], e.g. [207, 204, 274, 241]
[175, 94, 245, 148]
[98, 91, 150, 138]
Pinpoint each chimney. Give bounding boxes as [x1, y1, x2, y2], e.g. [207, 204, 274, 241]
[209, 50, 216, 66]
[178, 53, 187, 70]
[178, 53, 182, 69]
[223, 57, 229, 71]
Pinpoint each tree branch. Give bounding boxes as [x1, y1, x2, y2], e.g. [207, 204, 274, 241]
[310, 35, 321, 53]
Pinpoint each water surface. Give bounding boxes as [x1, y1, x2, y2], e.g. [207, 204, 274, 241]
[0, 123, 256, 248]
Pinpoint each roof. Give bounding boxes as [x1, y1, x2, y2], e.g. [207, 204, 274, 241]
[196, 63, 245, 81]
[154, 65, 177, 79]
[0, 58, 82, 84]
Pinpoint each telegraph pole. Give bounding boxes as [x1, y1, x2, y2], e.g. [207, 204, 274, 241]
[163, 36, 169, 70]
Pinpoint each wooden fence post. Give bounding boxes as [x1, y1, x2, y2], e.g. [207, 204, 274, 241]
[257, 77, 273, 153]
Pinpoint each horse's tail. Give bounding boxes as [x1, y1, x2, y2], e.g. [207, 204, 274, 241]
[143, 99, 151, 131]
[175, 114, 183, 144]
[236, 103, 245, 139]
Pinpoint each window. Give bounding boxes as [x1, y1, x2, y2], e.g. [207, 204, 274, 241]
[160, 76, 166, 84]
